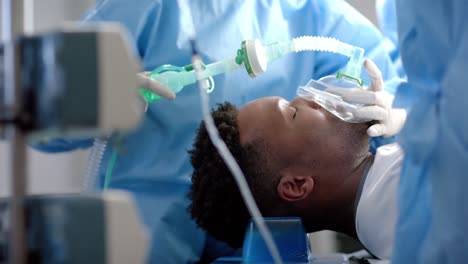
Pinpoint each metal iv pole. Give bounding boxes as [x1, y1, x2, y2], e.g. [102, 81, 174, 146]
[1, 0, 27, 263]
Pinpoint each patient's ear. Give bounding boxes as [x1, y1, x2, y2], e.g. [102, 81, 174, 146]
[277, 173, 314, 202]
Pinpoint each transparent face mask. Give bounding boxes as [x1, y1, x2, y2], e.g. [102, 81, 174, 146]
[297, 76, 372, 123]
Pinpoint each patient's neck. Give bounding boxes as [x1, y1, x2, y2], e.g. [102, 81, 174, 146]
[303, 153, 374, 240]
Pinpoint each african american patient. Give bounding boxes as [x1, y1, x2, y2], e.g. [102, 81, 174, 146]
[188, 95, 403, 260]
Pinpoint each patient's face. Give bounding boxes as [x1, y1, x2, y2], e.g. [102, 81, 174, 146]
[237, 96, 368, 173]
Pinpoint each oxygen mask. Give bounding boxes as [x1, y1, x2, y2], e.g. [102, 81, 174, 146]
[297, 76, 372, 123]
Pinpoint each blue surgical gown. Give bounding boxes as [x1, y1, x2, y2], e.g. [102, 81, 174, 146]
[376, 0, 406, 78]
[34, 0, 399, 262]
[392, 0, 468, 263]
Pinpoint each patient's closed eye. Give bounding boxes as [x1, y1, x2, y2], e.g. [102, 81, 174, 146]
[292, 107, 298, 120]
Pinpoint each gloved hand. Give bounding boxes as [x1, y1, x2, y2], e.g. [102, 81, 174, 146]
[136, 72, 176, 100]
[326, 59, 406, 137]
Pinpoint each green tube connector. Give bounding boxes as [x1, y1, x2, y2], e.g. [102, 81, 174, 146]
[138, 65, 189, 104]
[139, 88, 161, 103]
[338, 46, 364, 86]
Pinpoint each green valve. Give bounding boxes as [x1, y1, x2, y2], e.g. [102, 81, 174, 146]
[336, 70, 364, 87]
[137, 64, 187, 104]
[235, 48, 245, 64]
[184, 64, 194, 71]
[139, 88, 161, 103]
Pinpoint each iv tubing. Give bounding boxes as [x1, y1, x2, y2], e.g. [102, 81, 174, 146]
[193, 53, 283, 263]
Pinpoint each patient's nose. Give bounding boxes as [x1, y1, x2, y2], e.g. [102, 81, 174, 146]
[292, 97, 322, 110]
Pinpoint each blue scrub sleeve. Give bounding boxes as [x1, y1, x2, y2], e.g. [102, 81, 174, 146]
[393, 0, 468, 263]
[81, 0, 162, 60]
[376, 0, 406, 78]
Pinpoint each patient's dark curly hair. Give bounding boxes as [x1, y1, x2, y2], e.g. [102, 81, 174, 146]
[188, 102, 286, 248]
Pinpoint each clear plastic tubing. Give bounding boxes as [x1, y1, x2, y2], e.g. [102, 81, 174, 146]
[152, 36, 363, 96]
[266, 36, 364, 78]
[268, 36, 356, 58]
[150, 55, 241, 95]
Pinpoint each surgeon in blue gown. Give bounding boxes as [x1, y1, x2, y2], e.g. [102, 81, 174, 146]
[376, 0, 468, 263]
[34, 0, 399, 262]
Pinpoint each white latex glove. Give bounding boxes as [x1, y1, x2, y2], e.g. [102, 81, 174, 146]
[326, 59, 406, 137]
[136, 72, 176, 100]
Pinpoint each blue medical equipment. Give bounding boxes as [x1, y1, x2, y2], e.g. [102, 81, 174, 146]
[212, 217, 348, 264]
